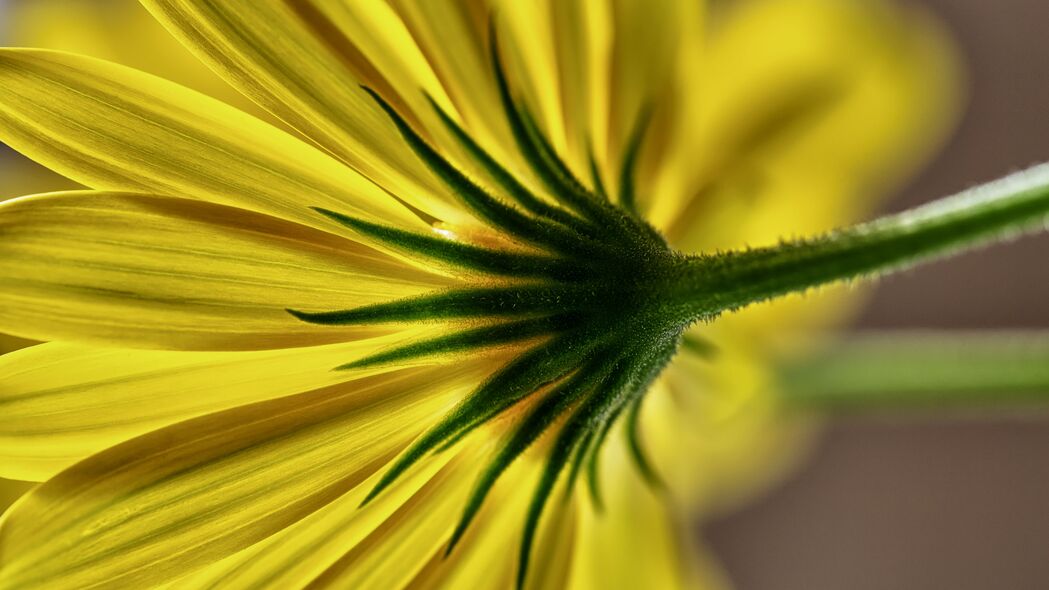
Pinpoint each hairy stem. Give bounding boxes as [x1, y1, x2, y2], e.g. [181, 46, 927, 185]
[780, 331, 1049, 409]
[670, 164, 1049, 321]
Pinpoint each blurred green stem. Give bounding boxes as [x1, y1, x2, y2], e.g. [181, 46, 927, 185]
[782, 332, 1049, 410]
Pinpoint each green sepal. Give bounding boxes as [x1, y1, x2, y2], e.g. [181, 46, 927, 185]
[587, 144, 609, 202]
[515, 107, 599, 209]
[310, 207, 594, 280]
[584, 413, 615, 512]
[424, 93, 596, 236]
[287, 285, 601, 325]
[336, 315, 577, 370]
[444, 349, 618, 556]
[617, 106, 653, 216]
[681, 333, 719, 359]
[515, 403, 591, 590]
[582, 336, 679, 508]
[359, 329, 610, 507]
[514, 368, 635, 590]
[624, 396, 666, 490]
[561, 425, 596, 502]
[488, 20, 609, 222]
[361, 86, 607, 257]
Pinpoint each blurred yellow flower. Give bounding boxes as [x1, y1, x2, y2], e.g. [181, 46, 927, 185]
[0, 1, 958, 588]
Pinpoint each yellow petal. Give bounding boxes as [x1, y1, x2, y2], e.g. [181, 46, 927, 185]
[406, 451, 571, 590]
[0, 0, 267, 203]
[5, 0, 259, 115]
[172, 447, 463, 590]
[385, 0, 519, 172]
[548, 0, 613, 174]
[311, 438, 557, 589]
[570, 430, 727, 590]
[0, 191, 449, 349]
[141, 0, 470, 223]
[172, 418, 585, 590]
[171, 415, 585, 590]
[187, 439, 508, 589]
[653, 342, 815, 514]
[301, 2, 472, 156]
[494, 1, 570, 162]
[0, 478, 34, 518]
[603, 0, 699, 190]
[0, 331, 437, 481]
[0, 48, 426, 236]
[0, 334, 35, 356]
[0, 361, 487, 590]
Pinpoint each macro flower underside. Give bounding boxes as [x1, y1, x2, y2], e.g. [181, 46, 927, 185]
[0, 1, 967, 589]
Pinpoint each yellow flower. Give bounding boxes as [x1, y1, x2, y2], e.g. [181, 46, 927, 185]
[0, 1, 958, 588]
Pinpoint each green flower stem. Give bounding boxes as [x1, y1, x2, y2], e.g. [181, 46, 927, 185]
[669, 164, 1049, 322]
[779, 331, 1049, 409]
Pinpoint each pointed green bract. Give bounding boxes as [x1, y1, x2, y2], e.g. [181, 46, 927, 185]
[516, 423, 581, 590]
[618, 106, 653, 216]
[513, 350, 659, 590]
[624, 397, 665, 490]
[585, 414, 613, 512]
[516, 107, 596, 207]
[362, 86, 607, 258]
[336, 315, 576, 370]
[487, 21, 610, 223]
[562, 426, 596, 501]
[425, 93, 596, 235]
[311, 207, 593, 279]
[587, 144, 610, 202]
[360, 328, 614, 506]
[682, 333, 719, 359]
[445, 350, 617, 555]
[288, 285, 606, 325]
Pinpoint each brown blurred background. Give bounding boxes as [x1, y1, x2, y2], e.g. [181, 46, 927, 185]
[703, 0, 1049, 588]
